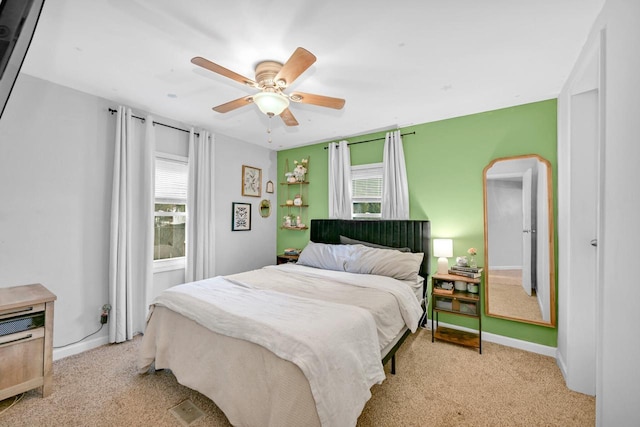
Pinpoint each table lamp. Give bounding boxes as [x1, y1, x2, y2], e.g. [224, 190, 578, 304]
[433, 238, 453, 275]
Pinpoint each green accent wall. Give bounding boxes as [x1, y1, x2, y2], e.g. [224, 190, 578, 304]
[277, 99, 558, 347]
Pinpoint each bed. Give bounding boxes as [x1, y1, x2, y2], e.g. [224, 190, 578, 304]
[138, 219, 431, 427]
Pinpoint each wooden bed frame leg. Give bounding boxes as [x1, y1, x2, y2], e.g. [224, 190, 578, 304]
[391, 355, 396, 375]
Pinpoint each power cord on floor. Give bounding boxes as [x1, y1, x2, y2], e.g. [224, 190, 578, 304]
[0, 393, 25, 416]
[53, 324, 104, 349]
[419, 310, 429, 329]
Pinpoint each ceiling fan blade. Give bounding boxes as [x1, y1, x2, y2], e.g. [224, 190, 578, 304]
[212, 96, 254, 113]
[191, 56, 258, 88]
[280, 108, 299, 126]
[274, 47, 316, 88]
[289, 92, 346, 110]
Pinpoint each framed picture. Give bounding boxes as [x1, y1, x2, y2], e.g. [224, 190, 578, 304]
[232, 202, 251, 231]
[242, 165, 262, 197]
[265, 180, 274, 194]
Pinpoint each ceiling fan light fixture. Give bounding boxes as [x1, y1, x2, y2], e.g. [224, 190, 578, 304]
[253, 91, 289, 116]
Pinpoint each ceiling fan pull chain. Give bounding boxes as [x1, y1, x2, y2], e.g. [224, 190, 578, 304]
[267, 115, 272, 143]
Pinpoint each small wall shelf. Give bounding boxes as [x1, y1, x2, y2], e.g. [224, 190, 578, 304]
[280, 177, 309, 230]
[280, 226, 309, 231]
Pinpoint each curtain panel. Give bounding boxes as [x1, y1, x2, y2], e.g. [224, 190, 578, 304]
[328, 140, 352, 219]
[382, 130, 409, 219]
[186, 129, 215, 282]
[108, 107, 155, 343]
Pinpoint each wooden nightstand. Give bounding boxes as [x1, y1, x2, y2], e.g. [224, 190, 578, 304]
[0, 283, 57, 400]
[431, 273, 482, 353]
[277, 254, 299, 264]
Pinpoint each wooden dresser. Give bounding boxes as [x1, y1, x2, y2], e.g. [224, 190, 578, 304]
[0, 284, 57, 400]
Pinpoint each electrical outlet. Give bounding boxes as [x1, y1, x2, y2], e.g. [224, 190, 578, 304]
[100, 304, 111, 324]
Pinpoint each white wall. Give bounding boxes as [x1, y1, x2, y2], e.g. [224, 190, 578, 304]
[558, 0, 640, 425]
[214, 134, 277, 275]
[0, 74, 276, 358]
[0, 74, 114, 356]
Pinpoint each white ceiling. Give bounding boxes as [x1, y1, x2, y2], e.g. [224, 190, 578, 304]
[22, 0, 604, 150]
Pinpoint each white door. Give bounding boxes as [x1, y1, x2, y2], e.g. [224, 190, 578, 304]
[521, 168, 533, 296]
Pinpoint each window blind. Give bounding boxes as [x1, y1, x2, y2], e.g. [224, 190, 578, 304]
[155, 157, 188, 203]
[351, 163, 383, 199]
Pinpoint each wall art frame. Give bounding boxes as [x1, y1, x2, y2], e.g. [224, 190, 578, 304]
[232, 202, 251, 231]
[242, 165, 262, 197]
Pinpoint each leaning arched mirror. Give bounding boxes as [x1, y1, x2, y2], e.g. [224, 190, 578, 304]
[483, 154, 556, 327]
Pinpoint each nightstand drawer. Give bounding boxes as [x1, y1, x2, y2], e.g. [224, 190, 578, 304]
[435, 299, 452, 311]
[0, 328, 45, 390]
[0, 303, 45, 320]
[459, 301, 477, 315]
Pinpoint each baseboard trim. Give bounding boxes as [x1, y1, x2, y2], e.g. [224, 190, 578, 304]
[53, 335, 109, 361]
[556, 349, 569, 381]
[54, 323, 557, 360]
[430, 320, 557, 358]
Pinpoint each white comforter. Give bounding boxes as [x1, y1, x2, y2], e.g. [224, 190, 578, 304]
[228, 264, 423, 349]
[150, 264, 422, 427]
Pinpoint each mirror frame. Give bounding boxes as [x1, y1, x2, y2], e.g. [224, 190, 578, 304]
[259, 199, 271, 218]
[483, 154, 556, 327]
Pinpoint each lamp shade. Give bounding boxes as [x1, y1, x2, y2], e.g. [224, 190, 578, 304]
[434, 238, 453, 275]
[253, 92, 290, 116]
[433, 239, 453, 258]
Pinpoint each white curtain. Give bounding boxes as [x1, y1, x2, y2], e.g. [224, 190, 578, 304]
[186, 129, 215, 282]
[382, 130, 410, 219]
[328, 140, 352, 219]
[108, 107, 155, 343]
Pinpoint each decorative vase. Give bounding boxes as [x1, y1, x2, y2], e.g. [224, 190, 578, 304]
[469, 256, 477, 268]
[287, 176, 297, 183]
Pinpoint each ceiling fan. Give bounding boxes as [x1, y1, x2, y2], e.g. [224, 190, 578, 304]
[191, 47, 345, 127]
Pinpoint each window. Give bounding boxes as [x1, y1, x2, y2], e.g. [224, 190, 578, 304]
[351, 163, 383, 219]
[154, 153, 188, 271]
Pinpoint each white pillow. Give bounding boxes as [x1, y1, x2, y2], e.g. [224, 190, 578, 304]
[339, 235, 411, 252]
[345, 245, 424, 281]
[296, 241, 354, 272]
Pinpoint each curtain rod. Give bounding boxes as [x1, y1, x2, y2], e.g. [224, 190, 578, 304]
[323, 131, 416, 149]
[108, 108, 200, 137]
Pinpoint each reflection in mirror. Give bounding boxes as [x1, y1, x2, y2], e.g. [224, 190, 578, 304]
[259, 199, 271, 218]
[483, 154, 556, 327]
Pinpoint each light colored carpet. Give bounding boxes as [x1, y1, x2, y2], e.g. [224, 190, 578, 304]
[0, 330, 594, 426]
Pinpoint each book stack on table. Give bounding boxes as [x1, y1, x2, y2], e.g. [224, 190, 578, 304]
[448, 265, 483, 279]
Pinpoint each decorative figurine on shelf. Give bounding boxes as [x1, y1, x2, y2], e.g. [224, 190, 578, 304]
[292, 158, 308, 182]
[456, 256, 469, 267]
[285, 172, 297, 183]
[296, 215, 305, 228]
[293, 194, 303, 206]
[283, 215, 292, 228]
